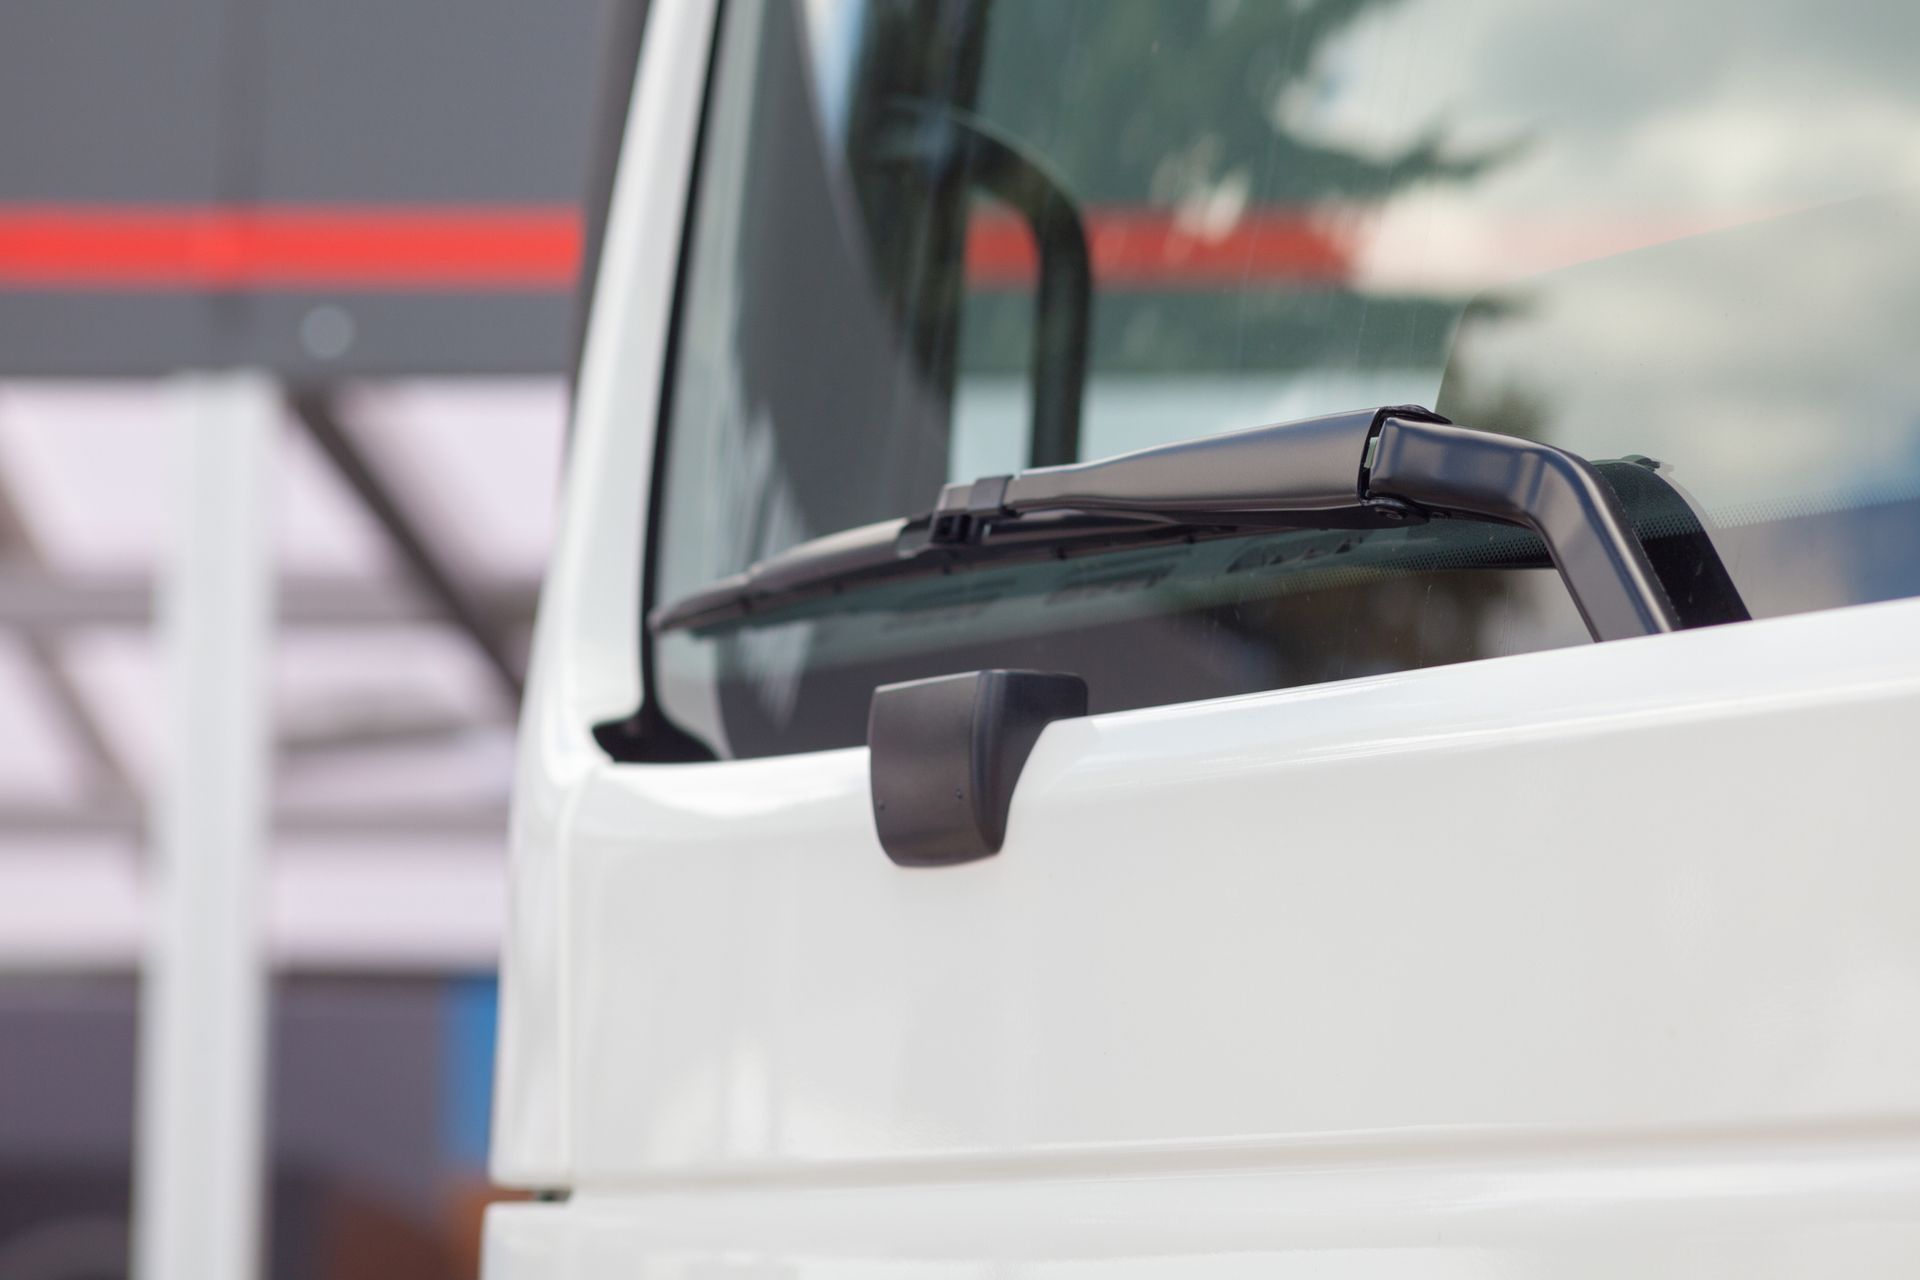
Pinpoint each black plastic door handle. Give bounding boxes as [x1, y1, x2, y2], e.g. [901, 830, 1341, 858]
[869, 670, 1087, 867]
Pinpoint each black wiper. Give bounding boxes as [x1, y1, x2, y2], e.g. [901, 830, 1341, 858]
[652, 406, 1746, 642]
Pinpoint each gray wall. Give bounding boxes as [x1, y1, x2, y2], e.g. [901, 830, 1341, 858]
[0, 0, 610, 375]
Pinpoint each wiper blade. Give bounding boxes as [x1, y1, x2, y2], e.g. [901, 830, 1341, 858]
[653, 406, 1733, 642]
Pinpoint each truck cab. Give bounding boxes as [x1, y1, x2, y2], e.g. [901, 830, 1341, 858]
[487, 2, 1920, 1274]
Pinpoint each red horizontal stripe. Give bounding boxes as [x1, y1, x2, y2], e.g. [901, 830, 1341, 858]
[0, 202, 1779, 295]
[0, 204, 583, 291]
[968, 208, 1354, 288]
[0, 203, 1346, 292]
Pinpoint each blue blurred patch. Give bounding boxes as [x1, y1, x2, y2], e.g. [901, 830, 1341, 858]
[441, 974, 499, 1169]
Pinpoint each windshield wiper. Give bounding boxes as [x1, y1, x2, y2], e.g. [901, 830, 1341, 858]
[652, 406, 1746, 643]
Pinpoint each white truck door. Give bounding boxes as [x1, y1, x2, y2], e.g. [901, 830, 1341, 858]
[489, 0, 1920, 1275]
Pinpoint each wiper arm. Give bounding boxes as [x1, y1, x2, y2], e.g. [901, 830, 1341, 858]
[653, 406, 1730, 642]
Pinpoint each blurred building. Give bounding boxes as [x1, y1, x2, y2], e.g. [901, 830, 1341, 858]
[0, 1, 640, 1274]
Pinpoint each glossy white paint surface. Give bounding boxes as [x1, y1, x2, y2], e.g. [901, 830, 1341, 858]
[487, 1119, 1920, 1276]
[490, 1, 1920, 1272]
[495, 586, 1920, 1270]
[488, 0, 717, 1189]
[562, 597, 1920, 1179]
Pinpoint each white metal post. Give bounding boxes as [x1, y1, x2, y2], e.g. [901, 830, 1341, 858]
[132, 371, 277, 1280]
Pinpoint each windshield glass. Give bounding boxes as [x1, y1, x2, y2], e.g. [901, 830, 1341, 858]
[648, 0, 1920, 760]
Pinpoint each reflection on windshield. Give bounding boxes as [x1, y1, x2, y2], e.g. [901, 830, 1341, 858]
[646, 0, 1920, 760]
[1439, 189, 1920, 616]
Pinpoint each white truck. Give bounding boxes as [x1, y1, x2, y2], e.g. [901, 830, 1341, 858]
[485, 1, 1920, 1275]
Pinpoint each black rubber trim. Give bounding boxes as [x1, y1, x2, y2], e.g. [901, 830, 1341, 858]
[1593, 458, 1750, 629]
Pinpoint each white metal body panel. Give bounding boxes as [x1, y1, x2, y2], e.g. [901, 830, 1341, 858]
[561, 598, 1920, 1178]
[486, 1119, 1920, 1277]
[488, 0, 715, 1189]
[488, 1, 1920, 1273]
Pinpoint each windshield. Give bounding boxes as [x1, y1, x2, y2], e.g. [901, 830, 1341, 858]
[646, 0, 1920, 761]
